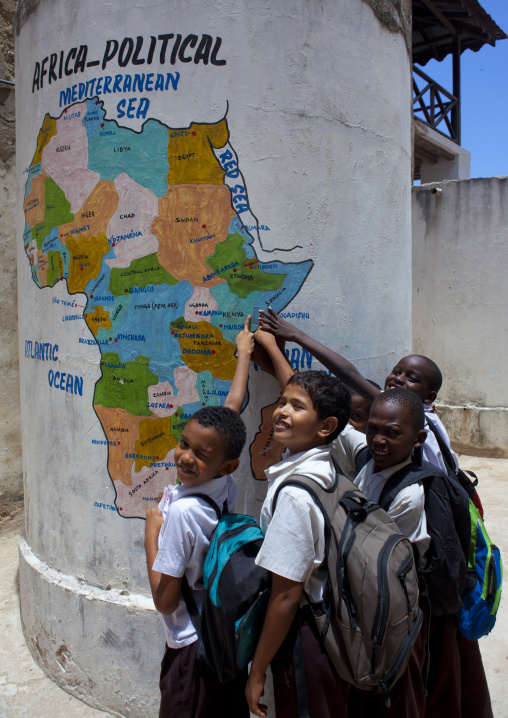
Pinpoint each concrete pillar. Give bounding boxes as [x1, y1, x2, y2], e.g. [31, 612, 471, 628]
[15, 0, 412, 713]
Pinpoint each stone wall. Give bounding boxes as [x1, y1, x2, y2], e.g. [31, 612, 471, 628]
[412, 178, 508, 457]
[0, 0, 21, 512]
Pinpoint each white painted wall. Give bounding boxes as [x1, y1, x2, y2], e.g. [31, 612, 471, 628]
[16, 0, 412, 713]
[413, 177, 508, 457]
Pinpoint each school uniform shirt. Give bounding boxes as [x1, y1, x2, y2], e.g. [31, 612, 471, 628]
[255, 445, 338, 603]
[423, 406, 459, 473]
[152, 474, 237, 649]
[354, 457, 431, 565]
[331, 423, 368, 480]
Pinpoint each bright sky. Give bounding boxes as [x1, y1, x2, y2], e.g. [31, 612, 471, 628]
[415, 0, 508, 178]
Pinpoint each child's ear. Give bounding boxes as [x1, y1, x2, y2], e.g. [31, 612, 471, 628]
[218, 458, 240, 476]
[318, 416, 339, 439]
[414, 429, 427, 449]
[423, 390, 437, 406]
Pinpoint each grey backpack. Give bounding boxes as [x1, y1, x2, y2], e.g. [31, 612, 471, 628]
[272, 472, 423, 702]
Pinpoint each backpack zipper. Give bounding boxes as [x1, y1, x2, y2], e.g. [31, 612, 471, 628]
[378, 606, 423, 697]
[336, 517, 355, 622]
[397, 554, 415, 614]
[485, 547, 499, 604]
[371, 534, 405, 673]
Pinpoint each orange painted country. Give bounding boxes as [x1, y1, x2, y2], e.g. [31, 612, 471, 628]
[153, 184, 235, 287]
[36, 250, 49, 287]
[249, 401, 285, 480]
[23, 172, 47, 228]
[84, 306, 112, 337]
[167, 120, 229, 185]
[32, 115, 57, 165]
[171, 319, 237, 380]
[94, 406, 146, 486]
[134, 416, 179, 472]
[59, 180, 119, 240]
[67, 233, 110, 294]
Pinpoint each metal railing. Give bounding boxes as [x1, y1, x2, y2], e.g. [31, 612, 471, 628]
[413, 65, 459, 143]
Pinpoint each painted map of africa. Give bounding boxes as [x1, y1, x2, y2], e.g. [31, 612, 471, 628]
[23, 98, 312, 518]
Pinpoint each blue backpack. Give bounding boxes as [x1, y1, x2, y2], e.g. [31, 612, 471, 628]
[181, 495, 271, 682]
[456, 501, 503, 640]
[419, 421, 503, 639]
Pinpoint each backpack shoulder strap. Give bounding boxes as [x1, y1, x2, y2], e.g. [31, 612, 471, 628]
[179, 492, 223, 520]
[179, 493, 222, 636]
[272, 473, 337, 564]
[354, 446, 371, 475]
[424, 417, 456, 475]
[378, 463, 437, 513]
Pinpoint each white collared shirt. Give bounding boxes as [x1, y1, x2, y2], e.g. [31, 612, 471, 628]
[423, 406, 459, 473]
[354, 457, 430, 565]
[152, 474, 237, 648]
[331, 423, 368, 480]
[255, 445, 337, 602]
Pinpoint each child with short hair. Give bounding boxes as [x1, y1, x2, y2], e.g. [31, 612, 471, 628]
[356, 388, 492, 718]
[351, 388, 430, 717]
[144, 406, 250, 718]
[245, 370, 353, 718]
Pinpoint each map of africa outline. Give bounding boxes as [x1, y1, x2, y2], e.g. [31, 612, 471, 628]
[22, 97, 312, 518]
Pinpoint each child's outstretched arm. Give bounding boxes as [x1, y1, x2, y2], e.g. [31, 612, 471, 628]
[259, 307, 381, 401]
[246, 573, 303, 717]
[224, 315, 255, 414]
[253, 327, 294, 391]
[145, 508, 182, 615]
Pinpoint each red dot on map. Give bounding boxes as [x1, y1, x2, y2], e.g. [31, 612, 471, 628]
[156, 457, 159, 460]
[166, 467, 169, 471]
[241, 226, 244, 229]
[95, 100, 99, 105]
[219, 324, 223, 327]
[115, 338, 117, 342]
[109, 337, 112, 341]
[120, 507, 123, 510]
[80, 267, 83, 271]
[212, 350, 216, 354]
[195, 311, 198, 315]
[202, 402, 205, 406]
[233, 269, 237, 273]
[124, 289, 128, 293]
[101, 362, 104, 366]
[90, 294, 93, 298]
[101, 123, 104, 127]
[202, 224, 206, 229]
[64, 108, 67, 113]
[192, 131, 197, 136]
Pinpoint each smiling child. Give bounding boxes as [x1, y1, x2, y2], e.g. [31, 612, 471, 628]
[144, 406, 250, 718]
[245, 371, 352, 718]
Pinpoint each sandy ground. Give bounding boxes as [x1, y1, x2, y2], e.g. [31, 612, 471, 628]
[1, 455, 507, 717]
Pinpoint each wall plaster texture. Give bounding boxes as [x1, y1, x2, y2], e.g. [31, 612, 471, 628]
[413, 177, 508, 458]
[0, 0, 22, 512]
[15, 0, 412, 713]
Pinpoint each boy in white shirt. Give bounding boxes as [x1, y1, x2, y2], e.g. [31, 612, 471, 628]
[353, 387, 430, 718]
[355, 388, 492, 718]
[144, 406, 250, 718]
[245, 370, 353, 718]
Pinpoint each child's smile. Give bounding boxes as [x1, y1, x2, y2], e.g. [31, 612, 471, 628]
[272, 384, 329, 454]
[174, 419, 234, 486]
[366, 400, 426, 471]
